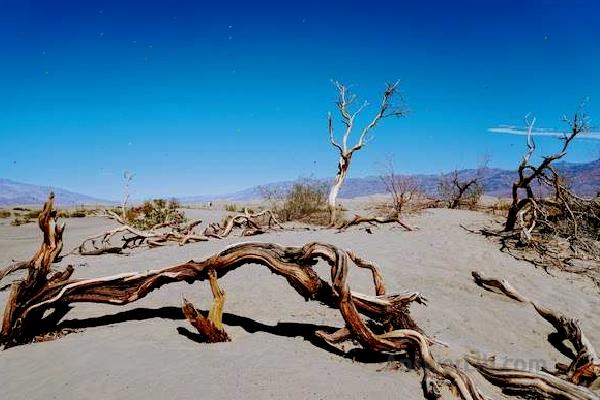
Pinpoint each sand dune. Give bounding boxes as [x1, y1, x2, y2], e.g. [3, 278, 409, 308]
[1, 206, 598, 400]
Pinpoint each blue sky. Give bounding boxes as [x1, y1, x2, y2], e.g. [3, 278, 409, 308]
[1, 0, 599, 200]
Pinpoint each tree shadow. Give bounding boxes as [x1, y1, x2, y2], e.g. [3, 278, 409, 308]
[56, 306, 411, 365]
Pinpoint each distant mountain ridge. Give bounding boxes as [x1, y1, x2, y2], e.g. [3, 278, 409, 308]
[0, 178, 108, 206]
[181, 159, 600, 202]
[2, 159, 598, 206]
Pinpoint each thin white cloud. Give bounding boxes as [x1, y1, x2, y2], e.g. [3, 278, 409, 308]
[488, 125, 600, 140]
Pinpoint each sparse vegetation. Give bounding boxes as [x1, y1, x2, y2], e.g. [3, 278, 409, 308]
[0, 210, 11, 218]
[124, 198, 187, 231]
[224, 204, 238, 212]
[437, 170, 484, 210]
[379, 157, 421, 216]
[9, 209, 42, 226]
[10, 216, 27, 227]
[262, 180, 330, 225]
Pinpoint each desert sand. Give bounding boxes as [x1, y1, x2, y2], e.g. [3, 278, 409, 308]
[1, 204, 598, 400]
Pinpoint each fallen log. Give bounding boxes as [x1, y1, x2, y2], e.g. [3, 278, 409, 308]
[337, 214, 414, 232]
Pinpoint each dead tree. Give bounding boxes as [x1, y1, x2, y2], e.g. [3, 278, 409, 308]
[437, 170, 483, 210]
[469, 271, 599, 398]
[380, 156, 420, 217]
[0, 192, 64, 283]
[505, 112, 586, 232]
[1, 195, 493, 400]
[327, 81, 407, 225]
[493, 109, 600, 277]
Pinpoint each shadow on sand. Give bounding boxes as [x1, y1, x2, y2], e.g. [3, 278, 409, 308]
[54, 306, 410, 365]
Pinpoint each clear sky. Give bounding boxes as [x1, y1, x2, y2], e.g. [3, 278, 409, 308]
[1, 0, 599, 200]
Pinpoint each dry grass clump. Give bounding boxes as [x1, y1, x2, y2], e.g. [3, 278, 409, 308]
[0, 210, 11, 218]
[9, 209, 42, 226]
[124, 199, 187, 230]
[262, 180, 330, 225]
[224, 203, 257, 214]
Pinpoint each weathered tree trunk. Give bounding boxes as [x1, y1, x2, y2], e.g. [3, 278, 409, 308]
[326, 81, 407, 227]
[328, 155, 350, 226]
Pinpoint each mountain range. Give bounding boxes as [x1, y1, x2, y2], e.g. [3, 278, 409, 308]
[1, 159, 598, 206]
[183, 158, 600, 202]
[0, 178, 108, 206]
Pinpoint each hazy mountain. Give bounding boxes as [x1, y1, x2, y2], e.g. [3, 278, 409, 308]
[0, 178, 109, 206]
[182, 159, 600, 202]
[2, 159, 597, 206]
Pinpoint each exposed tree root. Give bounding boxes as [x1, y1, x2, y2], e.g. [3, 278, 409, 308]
[470, 270, 600, 397]
[337, 214, 415, 232]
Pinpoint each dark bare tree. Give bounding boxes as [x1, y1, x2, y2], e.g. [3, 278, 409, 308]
[484, 106, 600, 281]
[437, 170, 484, 209]
[379, 156, 420, 217]
[505, 111, 588, 232]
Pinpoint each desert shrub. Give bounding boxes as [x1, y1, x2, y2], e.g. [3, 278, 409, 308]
[437, 171, 483, 210]
[69, 210, 87, 218]
[10, 216, 29, 226]
[379, 158, 422, 216]
[0, 210, 11, 218]
[125, 198, 186, 230]
[489, 199, 512, 216]
[224, 204, 238, 212]
[57, 210, 70, 218]
[24, 209, 41, 219]
[262, 180, 329, 224]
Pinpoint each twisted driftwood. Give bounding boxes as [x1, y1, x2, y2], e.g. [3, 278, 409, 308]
[469, 271, 600, 398]
[73, 209, 282, 255]
[1, 195, 491, 400]
[72, 217, 209, 255]
[0, 194, 64, 283]
[0, 261, 30, 283]
[337, 214, 414, 232]
[203, 209, 282, 238]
